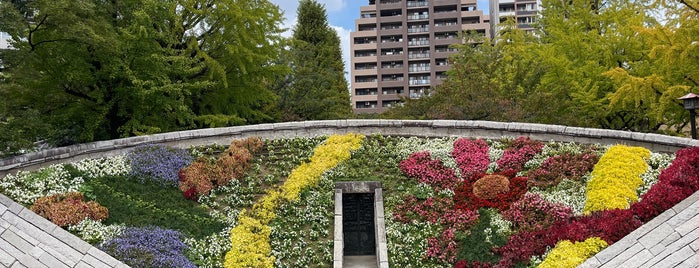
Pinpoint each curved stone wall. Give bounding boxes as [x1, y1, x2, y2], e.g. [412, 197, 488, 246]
[2, 119, 699, 268]
[2, 119, 699, 177]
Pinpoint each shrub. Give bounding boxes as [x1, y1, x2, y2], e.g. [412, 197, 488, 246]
[538, 237, 608, 268]
[472, 175, 510, 200]
[128, 144, 194, 187]
[400, 151, 462, 191]
[527, 153, 598, 188]
[452, 138, 490, 178]
[31, 192, 108, 227]
[496, 137, 544, 173]
[583, 145, 650, 214]
[502, 193, 573, 233]
[99, 226, 195, 268]
[454, 172, 528, 211]
[178, 137, 263, 200]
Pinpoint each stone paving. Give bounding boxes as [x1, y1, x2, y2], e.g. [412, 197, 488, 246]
[580, 190, 699, 268]
[0, 194, 127, 268]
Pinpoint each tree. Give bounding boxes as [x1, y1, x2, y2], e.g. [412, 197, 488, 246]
[277, 0, 351, 120]
[0, 0, 284, 152]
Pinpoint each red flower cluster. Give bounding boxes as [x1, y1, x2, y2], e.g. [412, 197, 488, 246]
[31, 192, 108, 227]
[400, 151, 462, 191]
[393, 195, 479, 230]
[527, 153, 598, 188]
[502, 193, 573, 232]
[496, 137, 544, 173]
[631, 147, 699, 222]
[454, 171, 528, 211]
[178, 137, 263, 200]
[452, 138, 490, 178]
[495, 209, 640, 266]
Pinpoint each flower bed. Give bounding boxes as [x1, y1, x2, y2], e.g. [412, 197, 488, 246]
[2, 134, 696, 268]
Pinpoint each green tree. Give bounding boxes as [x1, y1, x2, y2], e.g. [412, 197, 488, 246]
[0, 0, 284, 152]
[277, 0, 351, 120]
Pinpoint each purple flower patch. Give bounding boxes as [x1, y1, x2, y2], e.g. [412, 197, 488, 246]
[128, 144, 194, 187]
[99, 226, 195, 268]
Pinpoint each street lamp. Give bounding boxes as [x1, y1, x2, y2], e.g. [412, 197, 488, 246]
[679, 93, 699, 139]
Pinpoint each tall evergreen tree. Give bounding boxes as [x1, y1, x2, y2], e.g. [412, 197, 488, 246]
[278, 0, 351, 120]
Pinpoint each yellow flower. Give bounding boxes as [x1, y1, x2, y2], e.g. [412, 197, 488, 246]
[538, 237, 608, 268]
[583, 145, 650, 214]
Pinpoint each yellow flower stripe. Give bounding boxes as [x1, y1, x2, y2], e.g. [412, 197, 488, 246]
[538, 237, 608, 268]
[224, 133, 365, 268]
[583, 145, 650, 214]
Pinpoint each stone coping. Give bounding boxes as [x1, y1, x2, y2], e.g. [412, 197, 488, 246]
[0, 193, 128, 268]
[2, 120, 699, 177]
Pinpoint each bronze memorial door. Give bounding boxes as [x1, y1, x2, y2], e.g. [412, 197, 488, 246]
[342, 193, 376, 255]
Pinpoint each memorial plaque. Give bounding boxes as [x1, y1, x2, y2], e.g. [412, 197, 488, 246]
[343, 193, 376, 255]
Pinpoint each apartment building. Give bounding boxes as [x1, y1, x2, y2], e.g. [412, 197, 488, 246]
[350, 0, 490, 113]
[489, 0, 540, 36]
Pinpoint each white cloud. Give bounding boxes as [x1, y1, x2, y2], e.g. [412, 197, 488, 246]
[331, 25, 352, 84]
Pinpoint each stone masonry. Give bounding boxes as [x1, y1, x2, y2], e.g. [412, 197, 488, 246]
[0, 194, 127, 268]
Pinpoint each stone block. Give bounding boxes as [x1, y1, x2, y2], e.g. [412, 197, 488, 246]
[0, 247, 16, 267]
[79, 254, 111, 268]
[333, 240, 343, 262]
[599, 243, 643, 267]
[378, 242, 389, 263]
[17, 209, 55, 234]
[675, 213, 699, 236]
[619, 249, 653, 267]
[8, 226, 39, 247]
[677, 253, 699, 268]
[334, 260, 343, 268]
[0, 194, 15, 207]
[578, 256, 601, 268]
[668, 204, 699, 228]
[334, 191, 342, 215]
[639, 223, 676, 249]
[655, 245, 694, 268]
[1, 229, 35, 254]
[36, 244, 76, 267]
[38, 252, 69, 268]
[334, 215, 343, 241]
[50, 227, 92, 254]
[87, 247, 122, 267]
[595, 235, 637, 264]
[35, 232, 82, 264]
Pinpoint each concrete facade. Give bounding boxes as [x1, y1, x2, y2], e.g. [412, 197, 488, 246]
[350, 0, 490, 113]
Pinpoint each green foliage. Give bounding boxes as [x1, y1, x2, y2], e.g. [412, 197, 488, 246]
[276, 0, 351, 121]
[389, 0, 695, 135]
[0, 0, 286, 151]
[84, 175, 227, 240]
[457, 208, 508, 264]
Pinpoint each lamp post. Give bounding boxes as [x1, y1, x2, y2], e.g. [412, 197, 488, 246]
[679, 93, 699, 139]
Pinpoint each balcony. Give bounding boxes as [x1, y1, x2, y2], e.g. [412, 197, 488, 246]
[407, 26, 429, 33]
[406, 1, 429, 8]
[408, 40, 430, 47]
[408, 52, 430, 59]
[407, 14, 429, 21]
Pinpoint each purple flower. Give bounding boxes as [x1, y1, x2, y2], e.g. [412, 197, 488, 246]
[128, 144, 194, 187]
[99, 226, 196, 268]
